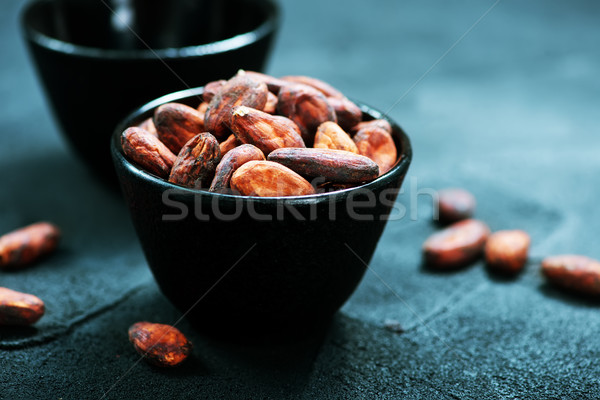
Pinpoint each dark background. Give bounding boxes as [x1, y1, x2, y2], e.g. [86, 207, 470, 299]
[2, 0, 600, 398]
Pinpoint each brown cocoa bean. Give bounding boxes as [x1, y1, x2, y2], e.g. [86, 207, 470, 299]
[0, 222, 60, 270]
[209, 144, 265, 192]
[327, 96, 363, 131]
[354, 126, 397, 174]
[219, 134, 242, 156]
[138, 117, 158, 137]
[230, 160, 315, 197]
[228, 106, 305, 155]
[423, 219, 490, 269]
[350, 119, 392, 136]
[437, 188, 476, 223]
[314, 121, 358, 153]
[485, 230, 531, 273]
[277, 84, 336, 145]
[541, 255, 600, 296]
[0, 287, 45, 326]
[196, 101, 209, 117]
[128, 322, 192, 367]
[202, 79, 226, 103]
[168, 133, 221, 188]
[154, 103, 205, 154]
[204, 73, 269, 140]
[122, 127, 177, 178]
[264, 91, 278, 114]
[268, 147, 379, 183]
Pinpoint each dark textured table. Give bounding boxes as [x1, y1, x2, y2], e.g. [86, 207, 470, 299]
[2, 0, 600, 398]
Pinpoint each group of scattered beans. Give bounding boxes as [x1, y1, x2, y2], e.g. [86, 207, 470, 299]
[0, 221, 191, 367]
[423, 188, 600, 297]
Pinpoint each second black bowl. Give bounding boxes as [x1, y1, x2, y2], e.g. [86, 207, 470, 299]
[22, 0, 279, 185]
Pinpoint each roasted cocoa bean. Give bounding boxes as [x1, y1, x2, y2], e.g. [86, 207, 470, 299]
[154, 103, 205, 154]
[485, 230, 531, 274]
[313, 121, 358, 153]
[354, 126, 397, 175]
[268, 147, 379, 183]
[277, 84, 336, 146]
[128, 322, 192, 367]
[122, 127, 176, 178]
[230, 160, 315, 197]
[0, 287, 45, 326]
[228, 106, 305, 155]
[542, 255, 600, 296]
[168, 133, 221, 188]
[423, 219, 490, 269]
[219, 134, 242, 156]
[209, 144, 265, 192]
[327, 96, 363, 131]
[437, 188, 476, 223]
[204, 73, 269, 140]
[0, 222, 60, 270]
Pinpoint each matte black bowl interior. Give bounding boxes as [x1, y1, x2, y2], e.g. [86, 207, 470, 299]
[111, 87, 412, 340]
[21, 0, 279, 185]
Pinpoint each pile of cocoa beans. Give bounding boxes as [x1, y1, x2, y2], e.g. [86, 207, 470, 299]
[122, 70, 399, 197]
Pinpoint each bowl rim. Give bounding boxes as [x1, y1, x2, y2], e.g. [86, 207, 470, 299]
[20, 0, 280, 60]
[111, 86, 413, 204]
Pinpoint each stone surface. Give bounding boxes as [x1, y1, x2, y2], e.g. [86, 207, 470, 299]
[2, 0, 600, 398]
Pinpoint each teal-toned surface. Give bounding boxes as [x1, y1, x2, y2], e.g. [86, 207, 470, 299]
[1, 0, 599, 398]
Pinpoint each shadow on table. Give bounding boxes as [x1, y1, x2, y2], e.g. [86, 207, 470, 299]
[484, 265, 526, 283]
[110, 283, 332, 391]
[0, 326, 40, 346]
[538, 282, 600, 308]
[419, 258, 482, 275]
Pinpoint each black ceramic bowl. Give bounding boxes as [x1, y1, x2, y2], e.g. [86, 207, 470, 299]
[111, 87, 412, 339]
[21, 0, 279, 185]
